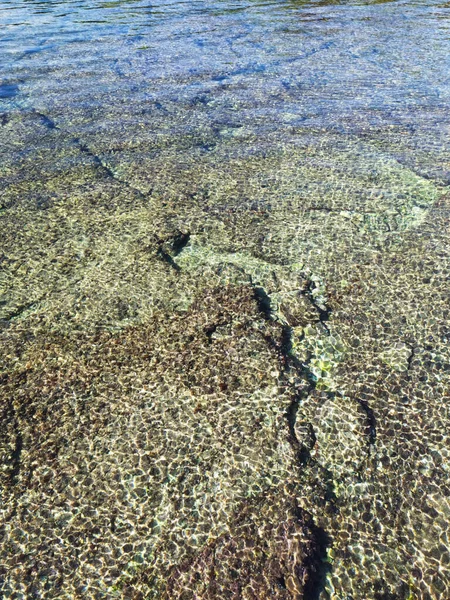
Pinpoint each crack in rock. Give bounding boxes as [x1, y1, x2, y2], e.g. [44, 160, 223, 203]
[356, 397, 377, 449]
[10, 419, 23, 488]
[175, 244, 377, 477]
[0, 302, 37, 325]
[406, 345, 415, 372]
[304, 277, 331, 334]
[32, 109, 148, 199]
[247, 281, 335, 598]
[155, 230, 191, 272]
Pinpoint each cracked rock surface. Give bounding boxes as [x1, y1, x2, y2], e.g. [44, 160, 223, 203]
[1, 1, 450, 599]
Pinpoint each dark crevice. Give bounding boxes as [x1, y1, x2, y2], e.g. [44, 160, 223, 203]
[302, 524, 332, 600]
[204, 322, 219, 343]
[257, 314, 321, 466]
[357, 397, 377, 448]
[323, 471, 338, 506]
[242, 281, 335, 594]
[302, 423, 317, 466]
[285, 396, 300, 443]
[285, 395, 318, 467]
[304, 280, 332, 334]
[281, 322, 319, 466]
[156, 231, 191, 272]
[78, 142, 147, 197]
[77, 140, 112, 171]
[156, 248, 181, 272]
[75, 139, 146, 196]
[0, 83, 19, 99]
[3, 302, 36, 322]
[9, 417, 23, 487]
[34, 110, 57, 130]
[1, 113, 9, 126]
[277, 317, 335, 597]
[170, 231, 191, 256]
[252, 285, 272, 320]
[33, 109, 148, 199]
[406, 346, 415, 372]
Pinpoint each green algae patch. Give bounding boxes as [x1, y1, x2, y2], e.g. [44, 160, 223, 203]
[291, 324, 346, 391]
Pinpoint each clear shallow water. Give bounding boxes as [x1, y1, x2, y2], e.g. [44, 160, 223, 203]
[1, 1, 450, 598]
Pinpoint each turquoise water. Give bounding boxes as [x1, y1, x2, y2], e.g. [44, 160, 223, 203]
[1, 1, 450, 598]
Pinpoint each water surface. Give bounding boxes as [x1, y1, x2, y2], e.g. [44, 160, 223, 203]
[1, 1, 450, 598]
